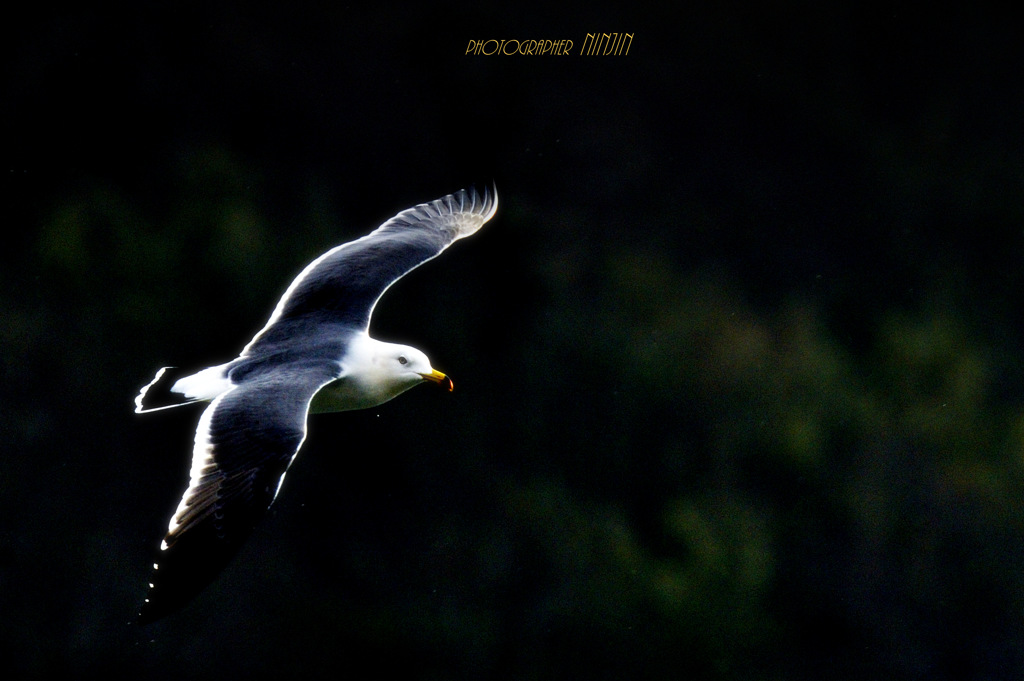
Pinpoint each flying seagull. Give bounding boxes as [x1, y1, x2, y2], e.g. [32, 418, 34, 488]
[134, 186, 497, 624]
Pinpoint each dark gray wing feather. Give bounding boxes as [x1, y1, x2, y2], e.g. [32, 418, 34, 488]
[138, 359, 338, 624]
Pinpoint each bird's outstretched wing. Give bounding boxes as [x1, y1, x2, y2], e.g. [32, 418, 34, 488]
[241, 186, 498, 356]
[138, 360, 339, 624]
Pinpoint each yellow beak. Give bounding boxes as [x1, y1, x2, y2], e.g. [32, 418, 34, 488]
[421, 369, 454, 392]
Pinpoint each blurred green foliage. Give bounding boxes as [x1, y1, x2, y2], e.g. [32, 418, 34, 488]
[6, 141, 1024, 679]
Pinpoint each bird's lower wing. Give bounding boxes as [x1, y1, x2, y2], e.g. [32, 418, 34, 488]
[138, 361, 338, 624]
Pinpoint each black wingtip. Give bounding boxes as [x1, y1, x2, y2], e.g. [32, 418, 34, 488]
[137, 599, 163, 626]
[136, 520, 258, 625]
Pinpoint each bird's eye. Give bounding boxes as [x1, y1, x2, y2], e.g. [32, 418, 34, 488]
[398, 356, 408, 365]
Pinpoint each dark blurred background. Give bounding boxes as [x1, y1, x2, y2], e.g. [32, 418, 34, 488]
[4, 3, 1024, 679]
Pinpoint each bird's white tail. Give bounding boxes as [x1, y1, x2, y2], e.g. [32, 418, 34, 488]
[134, 365, 232, 413]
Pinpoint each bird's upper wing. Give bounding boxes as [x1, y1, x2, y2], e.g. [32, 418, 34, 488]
[240, 186, 497, 357]
[138, 359, 339, 624]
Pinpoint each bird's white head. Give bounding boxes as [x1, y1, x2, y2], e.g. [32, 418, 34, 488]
[322, 335, 452, 413]
[373, 341, 453, 393]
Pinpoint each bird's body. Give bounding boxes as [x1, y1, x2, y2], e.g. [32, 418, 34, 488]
[134, 186, 496, 624]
